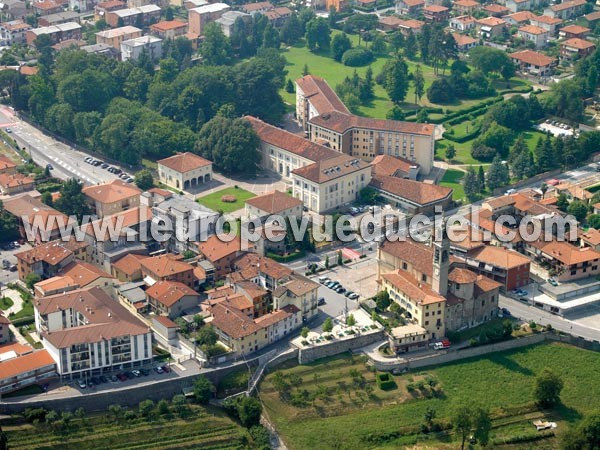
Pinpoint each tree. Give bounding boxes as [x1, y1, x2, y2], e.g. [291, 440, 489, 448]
[305, 18, 330, 52]
[416, 108, 429, 123]
[453, 405, 472, 450]
[346, 314, 356, 326]
[534, 368, 564, 408]
[301, 327, 310, 338]
[196, 117, 260, 174]
[285, 79, 294, 93]
[134, 169, 154, 191]
[473, 408, 491, 446]
[370, 34, 387, 55]
[54, 178, 91, 221]
[236, 396, 262, 428]
[200, 23, 231, 66]
[556, 193, 569, 212]
[413, 65, 425, 104]
[341, 47, 374, 67]
[463, 166, 480, 200]
[280, 13, 303, 45]
[478, 165, 485, 191]
[25, 273, 41, 289]
[165, 6, 174, 20]
[157, 399, 169, 415]
[302, 64, 310, 76]
[588, 214, 600, 229]
[196, 325, 218, 347]
[41, 191, 53, 206]
[405, 32, 417, 59]
[561, 411, 600, 450]
[445, 144, 456, 161]
[389, 31, 404, 54]
[331, 33, 352, 62]
[486, 155, 509, 190]
[543, 79, 584, 124]
[567, 200, 588, 223]
[381, 57, 409, 105]
[138, 400, 155, 419]
[322, 317, 333, 333]
[374, 290, 391, 310]
[193, 375, 214, 404]
[262, 23, 280, 49]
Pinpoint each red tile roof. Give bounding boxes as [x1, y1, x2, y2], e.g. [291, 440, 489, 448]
[141, 254, 194, 278]
[157, 152, 212, 173]
[561, 37, 595, 50]
[150, 20, 187, 32]
[382, 270, 445, 305]
[371, 155, 418, 177]
[370, 175, 452, 206]
[146, 280, 198, 307]
[0, 350, 55, 381]
[245, 190, 303, 214]
[296, 75, 350, 116]
[292, 154, 370, 184]
[510, 49, 555, 67]
[519, 24, 548, 35]
[82, 179, 141, 204]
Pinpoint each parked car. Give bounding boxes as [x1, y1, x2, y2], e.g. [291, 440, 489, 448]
[318, 297, 325, 305]
[161, 365, 170, 373]
[126, 178, 134, 183]
[344, 291, 354, 298]
[154, 366, 164, 374]
[46, 163, 53, 170]
[99, 375, 108, 384]
[349, 293, 359, 300]
[318, 276, 329, 284]
[78, 380, 86, 389]
[101, 163, 109, 169]
[125, 371, 135, 379]
[9, 265, 17, 272]
[548, 278, 558, 287]
[335, 287, 346, 294]
[132, 370, 141, 377]
[140, 368, 150, 376]
[110, 375, 118, 383]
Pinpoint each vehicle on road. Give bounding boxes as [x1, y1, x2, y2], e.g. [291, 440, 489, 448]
[78, 380, 86, 389]
[344, 291, 354, 297]
[132, 370, 141, 377]
[318, 297, 325, 305]
[335, 286, 346, 294]
[318, 276, 329, 284]
[46, 163, 53, 170]
[162, 365, 170, 373]
[349, 293, 359, 300]
[154, 366, 164, 374]
[9, 265, 17, 272]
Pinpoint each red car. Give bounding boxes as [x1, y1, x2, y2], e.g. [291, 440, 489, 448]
[161, 365, 170, 373]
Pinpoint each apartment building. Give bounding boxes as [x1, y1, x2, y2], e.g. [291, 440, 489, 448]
[105, 4, 161, 27]
[526, 240, 600, 282]
[94, 0, 125, 20]
[296, 75, 435, 173]
[529, 15, 562, 34]
[33, 261, 115, 297]
[95, 25, 142, 49]
[15, 239, 88, 281]
[197, 235, 249, 281]
[150, 19, 188, 39]
[188, 3, 230, 35]
[146, 280, 200, 319]
[476, 16, 506, 39]
[121, 35, 162, 61]
[453, 0, 480, 15]
[0, 348, 56, 394]
[34, 286, 153, 377]
[140, 254, 196, 288]
[157, 151, 212, 191]
[245, 190, 304, 221]
[560, 38, 596, 58]
[38, 11, 79, 27]
[82, 179, 141, 218]
[26, 22, 81, 46]
[0, 19, 31, 45]
[544, 0, 586, 19]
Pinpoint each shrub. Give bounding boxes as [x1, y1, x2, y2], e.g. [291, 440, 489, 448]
[376, 373, 397, 390]
[221, 195, 237, 203]
[341, 47, 374, 66]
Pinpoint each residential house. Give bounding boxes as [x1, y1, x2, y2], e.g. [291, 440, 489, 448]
[15, 239, 88, 281]
[502, 10, 536, 27]
[0, 173, 34, 195]
[150, 20, 188, 39]
[157, 151, 212, 191]
[580, 228, 600, 251]
[584, 10, 600, 26]
[3, 194, 75, 243]
[111, 253, 148, 282]
[476, 16, 506, 39]
[506, 0, 535, 13]
[32, 1, 64, 16]
[452, 32, 478, 52]
[452, 0, 480, 15]
[34, 286, 153, 377]
[188, 3, 230, 35]
[82, 179, 141, 219]
[510, 49, 556, 76]
[530, 15, 562, 35]
[544, 0, 587, 19]
[95, 25, 142, 49]
[483, 4, 509, 17]
[526, 240, 600, 282]
[140, 254, 196, 288]
[272, 275, 320, 320]
[325, 0, 347, 11]
[449, 15, 476, 32]
[26, 22, 82, 46]
[240, 1, 272, 14]
[197, 235, 250, 281]
[0, 20, 32, 46]
[81, 42, 119, 58]
[245, 190, 304, 221]
[396, 18, 425, 35]
[121, 35, 162, 61]
[559, 24, 590, 39]
[33, 261, 115, 297]
[105, 5, 161, 27]
[518, 24, 550, 48]
[0, 315, 11, 345]
[264, 7, 292, 27]
[396, 0, 425, 16]
[423, 5, 449, 22]
[146, 280, 200, 318]
[560, 37, 596, 58]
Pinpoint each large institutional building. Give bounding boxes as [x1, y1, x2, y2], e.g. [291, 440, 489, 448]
[295, 75, 435, 174]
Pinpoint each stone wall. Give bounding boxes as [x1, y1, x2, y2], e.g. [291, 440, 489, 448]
[298, 330, 385, 364]
[372, 333, 547, 372]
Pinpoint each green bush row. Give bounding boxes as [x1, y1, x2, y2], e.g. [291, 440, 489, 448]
[443, 127, 482, 143]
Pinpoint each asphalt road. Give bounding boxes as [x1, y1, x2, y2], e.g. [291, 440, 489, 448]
[0, 106, 132, 186]
[500, 295, 600, 341]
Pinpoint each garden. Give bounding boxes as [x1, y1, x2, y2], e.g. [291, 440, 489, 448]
[196, 186, 256, 214]
[260, 342, 600, 449]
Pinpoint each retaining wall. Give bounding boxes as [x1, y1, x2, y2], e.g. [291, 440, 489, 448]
[298, 330, 385, 364]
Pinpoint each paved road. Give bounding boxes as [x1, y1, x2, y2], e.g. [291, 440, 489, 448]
[500, 295, 600, 341]
[0, 106, 131, 186]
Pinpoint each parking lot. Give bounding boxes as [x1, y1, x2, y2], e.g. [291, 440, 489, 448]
[0, 241, 30, 285]
[535, 121, 577, 138]
[83, 157, 135, 183]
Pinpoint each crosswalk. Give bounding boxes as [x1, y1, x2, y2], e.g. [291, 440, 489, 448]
[47, 155, 97, 185]
[0, 122, 18, 128]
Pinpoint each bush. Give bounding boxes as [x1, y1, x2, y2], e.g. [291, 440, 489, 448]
[341, 47, 374, 66]
[376, 373, 397, 391]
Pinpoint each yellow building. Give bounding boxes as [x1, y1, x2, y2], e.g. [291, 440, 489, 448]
[157, 152, 212, 191]
[82, 179, 141, 218]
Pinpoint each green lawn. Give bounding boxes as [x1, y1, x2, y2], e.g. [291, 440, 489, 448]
[440, 168, 465, 201]
[197, 187, 255, 214]
[261, 342, 599, 449]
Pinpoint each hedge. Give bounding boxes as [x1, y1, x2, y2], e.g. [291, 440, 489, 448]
[443, 127, 482, 143]
[10, 316, 35, 327]
[266, 250, 305, 263]
[376, 373, 397, 390]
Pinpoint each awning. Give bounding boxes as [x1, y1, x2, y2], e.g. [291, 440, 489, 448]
[341, 248, 361, 261]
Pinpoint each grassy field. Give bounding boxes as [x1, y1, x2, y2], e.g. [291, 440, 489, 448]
[260, 342, 599, 449]
[4, 404, 248, 450]
[280, 31, 524, 119]
[440, 168, 465, 201]
[197, 186, 255, 213]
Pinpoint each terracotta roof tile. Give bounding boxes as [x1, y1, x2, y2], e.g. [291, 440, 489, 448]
[112, 253, 148, 275]
[538, 241, 600, 265]
[0, 172, 34, 189]
[150, 20, 187, 32]
[452, 32, 478, 46]
[476, 16, 506, 26]
[296, 75, 350, 116]
[157, 152, 211, 173]
[448, 267, 478, 284]
[15, 239, 87, 266]
[141, 254, 194, 278]
[505, 11, 536, 22]
[0, 156, 16, 171]
[292, 154, 370, 184]
[154, 315, 179, 328]
[371, 154, 418, 177]
[82, 179, 141, 204]
[0, 350, 55, 380]
[531, 14, 562, 25]
[210, 302, 261, 338]
[471, 245, 531, 269]
[233, 253, 292, 281]
[370, 175, 452, 206]
[519, 24, 548, 35]
[197, 235, 245, 262]
[379, 239, 435, 277]
[146, 280, 198, 307]
[510, 49, 555, 66]
[550, 0, 585, 12]
[560, 24, 590, 34]
[561, 37, 595, 50]
[245, 190, 303, 214]
[382, 270, 445, 305]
